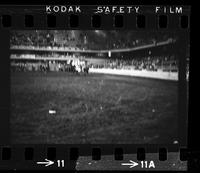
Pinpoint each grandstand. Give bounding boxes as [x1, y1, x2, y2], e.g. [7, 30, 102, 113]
[10, 30, 181, 144]
[10, 30, 178, 80]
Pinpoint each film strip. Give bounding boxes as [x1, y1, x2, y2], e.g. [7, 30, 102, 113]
[0, 8, 190, 29]
[0, 146, 189, 170]
[0, 4, 191, 171]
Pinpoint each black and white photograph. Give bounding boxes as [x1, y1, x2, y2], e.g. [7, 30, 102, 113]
[10, 30, 188, 144]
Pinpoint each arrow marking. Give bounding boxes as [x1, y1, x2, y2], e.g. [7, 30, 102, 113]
[121, 160, 139, 168]
[37, 159, 54, 167]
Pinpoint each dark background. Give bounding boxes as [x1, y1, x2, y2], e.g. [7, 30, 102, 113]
[0, 1, 196, 171]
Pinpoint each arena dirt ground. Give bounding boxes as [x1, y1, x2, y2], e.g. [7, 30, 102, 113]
[10, 71, 178, 144]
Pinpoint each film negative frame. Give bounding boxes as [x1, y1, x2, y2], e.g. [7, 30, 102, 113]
[0, 3, 190, 171]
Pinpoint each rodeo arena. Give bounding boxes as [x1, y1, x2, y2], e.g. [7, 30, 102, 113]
[10, 30, 189, 144]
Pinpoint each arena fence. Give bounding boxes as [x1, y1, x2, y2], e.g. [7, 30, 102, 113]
[89, 68, 178, 81]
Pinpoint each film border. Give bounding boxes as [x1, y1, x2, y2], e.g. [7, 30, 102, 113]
[0, 4, 190, 170]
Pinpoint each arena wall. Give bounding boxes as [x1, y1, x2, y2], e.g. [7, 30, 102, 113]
[89, 68, 178, 81]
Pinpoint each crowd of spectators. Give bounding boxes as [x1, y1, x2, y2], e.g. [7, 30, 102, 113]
[10, 31, 176, 51]
[108, 39, 156, 50]
[91, 55, 178, 72]
[11, 61, 86, 73]
[11, 56, 89, 73]
[11, 61, 49, 72]
[11, 53, 86, 60]
[10, 31, 82, 51]
[11, 31, 54, 47]
[11, 53, 178, 73]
